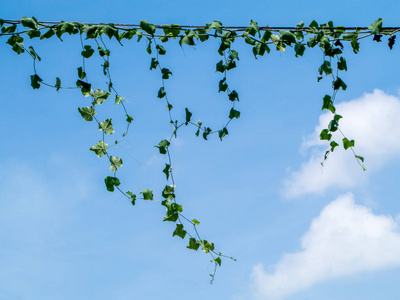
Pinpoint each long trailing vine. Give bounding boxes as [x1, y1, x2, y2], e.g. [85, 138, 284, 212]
[0, 16, 397, 282]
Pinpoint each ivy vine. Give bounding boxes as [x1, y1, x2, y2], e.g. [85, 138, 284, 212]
[1, 16, 397, 282]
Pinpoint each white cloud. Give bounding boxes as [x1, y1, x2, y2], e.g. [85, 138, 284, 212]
[251, 193, 400, 300]
[284, 89, 400, 197]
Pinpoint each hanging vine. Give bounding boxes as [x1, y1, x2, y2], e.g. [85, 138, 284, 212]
[0, 16, 397, 282]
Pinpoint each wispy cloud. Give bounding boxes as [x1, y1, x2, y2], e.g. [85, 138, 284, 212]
[284, 89, 400, 198]
[251, 193, 400, 300]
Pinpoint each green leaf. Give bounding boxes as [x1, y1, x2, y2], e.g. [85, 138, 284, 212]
[218, 127, 228, 140]
[55, 77, 61, 91]
[192, 219, 200, 225]
[201, 240, 215, 253]
[261, 30, 272, 42]
[197, 28, 209, 42]
[76, 80, 91, 96]
[247, 19, 260, 37]
[163, 24, 181, 37]
[322, 95, 335, 113]
[150, 58, 159, 70]
[229, 50, 239, 60]
[294, 44, 306, 57]
[355, 155, 364, 163]
[187, 238, 200, 251]
[203, 127, 212, 140]
[0, 18, 4, 27]
[30, 74, 42, 89]
[328, 119, 338, 132]
[180, 30, 197, 46]
[109, 156, 123, 172]
[7, 35, 24, 54]
[330, 140, 339, 151]
[318, 60, 332, 76]
[214, 257, 222, 267]
[126, 114, 133, 123]
[99, 118, 115, 135]
[319, 37, 331, 52]
[216, 60, 226, 73]
[100, 24, 116, 39]
[163, 163, 171, 180]
[253, 42, 270, 58]
[136, 31, 143, 42]
[21, 16, 38, 29]
[271, 34, 282, 45]
[115, 95, 125, 105]
[156, 44, 167, 55]
[320, 129, 332, 141]
[334, 114, 342, 122]
[155, 139, 170, 154]
[323, 150, 330, 162]
[140, 19, 156, 35]
[309, 20, 319, 28]
[161, 68, 172, 79]
[280, 30, 296, 45]
[141, 189, 154, 200]
[162, 185, 175, 201]
[162, 200, 182, 222]
[83, 25, 98, 39]
[228, 90, 239, 101]
[97, 45, 110, 57]
[26, 29, 41, 39]
[78, 106, 96, 121]
[226, 60, 236, 70]
[333, 77, 347, 91]
[90, 141, 108, 157]
[325, 46, 343, 57]
[351, 37, 360, 54]
[1, 24, 17, 34]
[185, 108, 192, 125]
[368, 18, 384, 34]
[104, 176, 120, 192]
[343, 137, 355, 150]
[157, 87, 166, 98]
[244, 36, 256, 46]
[77, 67, 86, 80]
[337, 57, 347, 71]
[389, 35, 396, 50]
[81, 45, 94, 58]
[320, 21, 334, 28]
[56, 22, 75, 38]
[92, 89, 110, 104]
[173, 224, 187, 239]
[306, 31, 324, 48]
[29, 46, 41, 61]
[119, 29, 136, 40]
[104, 176, 121, 192]
[229, 108, 241, 119]
[146, 39, 152, 54]
[218, 78, 228, 92]
[343, 33, 356, 40]
[206, 20, 223, 34]
[127, 191, 136, 206]
[104, 61, 110, 77]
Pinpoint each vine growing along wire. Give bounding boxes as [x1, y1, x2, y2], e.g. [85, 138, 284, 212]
[0, 16, 396, 282]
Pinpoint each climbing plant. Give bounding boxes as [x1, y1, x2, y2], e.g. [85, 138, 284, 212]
[0, 16, 397, 282]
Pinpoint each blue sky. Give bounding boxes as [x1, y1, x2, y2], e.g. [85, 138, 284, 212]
[2, 1, 400, 299]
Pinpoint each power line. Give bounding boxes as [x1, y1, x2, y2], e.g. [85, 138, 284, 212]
[2, 19, 400, 32]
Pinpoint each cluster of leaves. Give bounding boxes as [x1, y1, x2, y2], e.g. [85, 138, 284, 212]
[1, 16, 397, 281]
